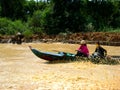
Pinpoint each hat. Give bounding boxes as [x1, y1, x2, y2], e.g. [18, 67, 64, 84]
[17, 32, 21, 35]
[81, 40, 86, 44]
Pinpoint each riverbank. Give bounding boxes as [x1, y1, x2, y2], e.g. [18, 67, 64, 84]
[0, 32, 120, 46]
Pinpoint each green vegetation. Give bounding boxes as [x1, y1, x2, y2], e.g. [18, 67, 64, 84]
[0, 0, 120, 35]
[0, 18, 28, 35]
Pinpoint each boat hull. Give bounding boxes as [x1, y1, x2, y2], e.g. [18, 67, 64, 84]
[29, 47, 75, 61]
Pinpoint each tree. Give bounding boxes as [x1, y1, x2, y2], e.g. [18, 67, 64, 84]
[86, 0, 120, 30]
[0, 0, 26, 20]
[43, 0, 86, 34]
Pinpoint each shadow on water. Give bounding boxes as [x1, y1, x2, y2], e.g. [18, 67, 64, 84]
[43, 58, 86, 64]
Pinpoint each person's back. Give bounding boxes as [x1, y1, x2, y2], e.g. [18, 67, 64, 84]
[95, 46, 106, 57]
[76, 40, 89, 57]
[93, 42, 107, 58]
[16, 32, 24, 44]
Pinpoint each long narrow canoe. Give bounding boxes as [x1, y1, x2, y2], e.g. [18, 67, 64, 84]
[29, 46, 75, 61]
[29, 46, 120, 62]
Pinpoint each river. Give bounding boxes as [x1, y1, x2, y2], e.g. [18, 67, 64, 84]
[0, 43, 120, 90]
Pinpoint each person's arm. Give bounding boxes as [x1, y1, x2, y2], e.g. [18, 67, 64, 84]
[77, 46, 82, 52]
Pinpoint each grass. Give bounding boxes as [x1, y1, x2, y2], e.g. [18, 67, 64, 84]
[103, 27, 120, 33]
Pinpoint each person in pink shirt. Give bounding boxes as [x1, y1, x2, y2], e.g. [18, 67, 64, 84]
[75, 40, 89, 57]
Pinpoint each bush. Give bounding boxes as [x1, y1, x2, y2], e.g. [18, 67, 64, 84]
[28, 10, 45, 34]
[28, 10, 43, 27]
[0, 18, 28, 35]
[23, 29, 33, 38]
[0, 18, 11, 35]
[30, 27, 44, 35]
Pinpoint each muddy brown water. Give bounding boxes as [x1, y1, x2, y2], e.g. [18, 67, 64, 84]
[0, 43, 120, 90]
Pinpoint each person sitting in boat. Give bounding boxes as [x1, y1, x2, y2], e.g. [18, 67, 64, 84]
[92, 41, 107, 58]
[75, 40, 89, 57]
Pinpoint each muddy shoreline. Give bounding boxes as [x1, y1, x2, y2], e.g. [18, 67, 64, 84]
[0, 32, 120, 46]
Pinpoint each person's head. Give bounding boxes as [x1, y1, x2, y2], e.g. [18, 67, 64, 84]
[16, 32, 21, 35]
[81, 40, 86, 45]
[96, 41, 100, 47]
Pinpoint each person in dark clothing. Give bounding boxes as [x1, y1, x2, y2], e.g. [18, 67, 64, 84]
[16, 32, 24, 44]
[10, 32, 24, 44]
[92, 41, 107, 58]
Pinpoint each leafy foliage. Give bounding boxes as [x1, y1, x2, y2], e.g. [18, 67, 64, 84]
[0, 0, 120, 35]
[0, 0, 26, 20]
[0, 18, 28, 35]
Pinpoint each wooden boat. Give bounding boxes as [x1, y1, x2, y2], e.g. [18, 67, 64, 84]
[29, 46, 120, 63]
[29, 46, 75, 61]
